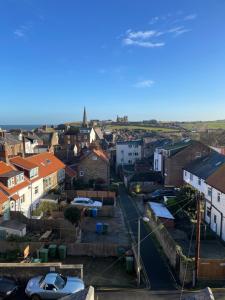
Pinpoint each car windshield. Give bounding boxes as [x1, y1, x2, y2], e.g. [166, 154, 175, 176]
[54, 275, 66, 289]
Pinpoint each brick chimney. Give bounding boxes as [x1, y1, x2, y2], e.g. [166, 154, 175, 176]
[22, 135, 26, 158]
[0, 131, 5, 138]
[2, 143, 10, 164]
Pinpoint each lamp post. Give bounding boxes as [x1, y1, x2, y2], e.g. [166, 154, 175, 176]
[137, 216, 149, 286]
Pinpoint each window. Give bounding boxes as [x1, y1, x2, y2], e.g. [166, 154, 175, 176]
[214, 215, 217, 223]
[80, 171, 84, 176]
[217, 192, 221, 202]
[134, 152, 139, 156]
[184, 171, 187, 177]
[208, 187, 212, 197]
[128, 160, 132, 164]
[121, 158, 124, 163]
[190, 173, 193, 181]
[34, 186, 39, 194]
[206, 207, 211, 218]
[121, 150, 124, 153]
[128, 152, 132, 156]
[30, 168, 38, 179]
[20, 195, 25, 204]
[198, 178, 201, 186]
[134, 144, 138, 148]
[128, 144, 132, 148]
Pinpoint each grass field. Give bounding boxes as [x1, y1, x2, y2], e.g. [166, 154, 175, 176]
[182, 121, 225, 130]
[106, 124, 178, 132]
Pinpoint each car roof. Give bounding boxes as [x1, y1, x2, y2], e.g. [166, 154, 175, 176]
[74, 197, 90, 201]
[44, 273, 58, 284]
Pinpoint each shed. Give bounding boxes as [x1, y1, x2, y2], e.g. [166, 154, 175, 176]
[148, 202, 175, 228]
[0, 220, 26, 237]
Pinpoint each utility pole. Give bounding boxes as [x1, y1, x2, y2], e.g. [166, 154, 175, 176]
[195, 192, 201, 285]
[137, 217, 141, 287]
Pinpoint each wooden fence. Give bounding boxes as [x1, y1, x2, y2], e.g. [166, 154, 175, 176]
[199, 258, 225, 280]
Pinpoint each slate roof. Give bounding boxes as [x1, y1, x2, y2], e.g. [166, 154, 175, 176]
[116, 139, 143, 146]
[130, 171, 163, 183]
[184, 151, 225, 180]
[206, 163, 225, 194]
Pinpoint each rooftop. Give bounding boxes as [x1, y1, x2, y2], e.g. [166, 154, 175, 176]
[0, 220, 26, 231]
[206, 163, 225, 194]
[184, 151, 225, 180]
[149, 202, 175, 220]
[10, 156, 38, 170]
[116, 139, 143, 145]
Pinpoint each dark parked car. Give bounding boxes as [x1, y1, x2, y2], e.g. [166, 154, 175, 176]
[0, 277, 18, 299]
[145, 188, 179, 202]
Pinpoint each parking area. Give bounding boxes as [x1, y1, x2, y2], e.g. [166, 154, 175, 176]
[81, 206, 130, 246]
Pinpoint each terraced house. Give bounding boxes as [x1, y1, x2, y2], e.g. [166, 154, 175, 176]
[183, 151, 225, 241]
[0, 152, 65, 218]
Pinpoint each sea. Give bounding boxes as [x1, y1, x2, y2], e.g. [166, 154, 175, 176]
[0, 125, 41, 131]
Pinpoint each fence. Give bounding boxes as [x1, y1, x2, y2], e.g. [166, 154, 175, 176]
[0, 262, 83, 282]
[199, 259, 225, 280]
[146, 207, 194, 285]
[65, 190, 116, 206]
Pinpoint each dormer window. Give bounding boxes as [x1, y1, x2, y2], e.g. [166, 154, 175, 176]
[29, 167, 38, 179]
[8, 177, 15, 188]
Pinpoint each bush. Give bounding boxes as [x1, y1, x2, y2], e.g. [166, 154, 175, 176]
[32, 201, 58, 216]
[64, 206, 81, 225]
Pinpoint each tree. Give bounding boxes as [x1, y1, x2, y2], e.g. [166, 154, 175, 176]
[64, 206, 81, 225]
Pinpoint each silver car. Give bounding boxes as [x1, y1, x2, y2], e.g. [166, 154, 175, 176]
[25, 273, 84, 300]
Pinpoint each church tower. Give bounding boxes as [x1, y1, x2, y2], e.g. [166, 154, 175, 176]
[82, 106, 88, 128]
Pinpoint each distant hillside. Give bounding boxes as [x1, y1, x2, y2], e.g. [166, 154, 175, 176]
[180, 120, 225, 131]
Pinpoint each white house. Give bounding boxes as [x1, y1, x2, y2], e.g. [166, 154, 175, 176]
[183, 151, 225, 240]
[116, 140, 143, 169]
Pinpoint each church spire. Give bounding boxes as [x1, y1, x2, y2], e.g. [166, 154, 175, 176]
[82, 106, 88, 127]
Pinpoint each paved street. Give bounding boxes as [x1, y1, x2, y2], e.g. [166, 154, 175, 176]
[119, 184, 177, 290]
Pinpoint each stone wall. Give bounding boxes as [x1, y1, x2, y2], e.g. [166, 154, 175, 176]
[0, 262, 83, 282]
[146, 208, 194, 285]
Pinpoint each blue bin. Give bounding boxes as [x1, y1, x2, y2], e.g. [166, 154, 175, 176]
[96, 222, 103, 234]
[92, 208, 98, 217]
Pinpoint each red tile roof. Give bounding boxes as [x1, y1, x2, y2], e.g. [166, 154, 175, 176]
[0, 161, 14, 176]
[92, 149, 109, 163]
[26, 152, 65, 178]
[10, 156, 38, 170]
[0, 190, 9, 204]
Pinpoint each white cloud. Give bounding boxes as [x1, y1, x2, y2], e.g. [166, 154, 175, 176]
[168, 26, 191, 36]
[134, 80, 155, 88]
[123, 30, 165, 48]
[13, 23, 32, 39]
[184, 14, 197, 21]
[14, 29, 25, 38]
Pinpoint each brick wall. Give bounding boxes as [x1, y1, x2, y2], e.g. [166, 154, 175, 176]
[164, 141, 211, 187]
[77, 155, 110, 185]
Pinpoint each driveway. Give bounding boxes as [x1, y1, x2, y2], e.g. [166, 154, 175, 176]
[119, 185, 177, 290]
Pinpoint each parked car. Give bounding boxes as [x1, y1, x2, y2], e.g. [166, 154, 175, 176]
[0, 277, 18, 299]
[71, 197, 102, 208]
[145, 188, 179, 202]
[25, 272, 84, 300]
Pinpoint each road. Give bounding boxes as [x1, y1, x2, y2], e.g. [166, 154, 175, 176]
[119, 184, 177, 290]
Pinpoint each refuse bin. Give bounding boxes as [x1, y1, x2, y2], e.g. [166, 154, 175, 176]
[96, 222, 103, 234]
[126, 256, 134, 273]
[92, 208, 98, 217]
[58, 245, 67, 260]
[39, 248, 49, 263]
[48, 244, 57, 259]
[102, 223, 109, 234]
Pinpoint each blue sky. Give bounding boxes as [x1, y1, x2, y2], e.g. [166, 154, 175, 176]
[0, 0, 225, 124]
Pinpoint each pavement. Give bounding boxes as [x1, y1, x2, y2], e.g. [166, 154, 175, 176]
[118, 184, 177, 290]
